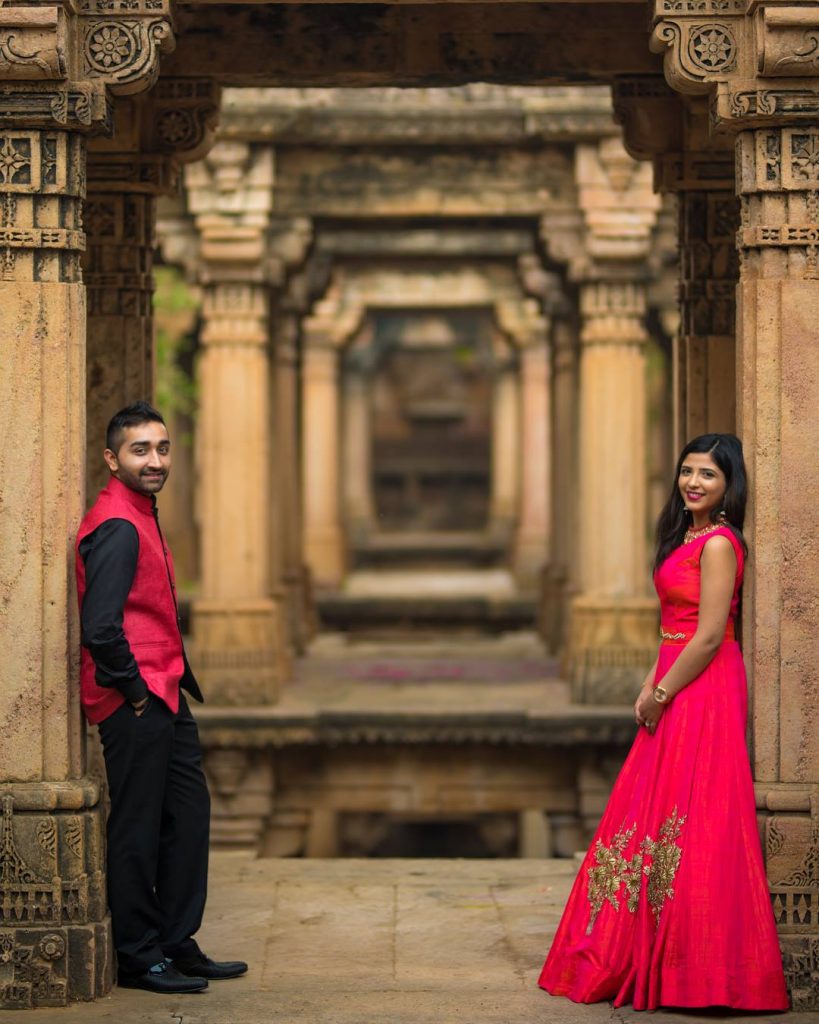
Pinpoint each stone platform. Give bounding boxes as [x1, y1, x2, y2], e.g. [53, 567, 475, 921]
[4, 854, 812, 1024]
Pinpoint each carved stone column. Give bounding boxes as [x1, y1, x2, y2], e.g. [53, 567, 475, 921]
[84, 81, 219, 500]
[83, 184, 155, 498]
[736, 126, 819, 1006]
[302, 341, 345, 589]
[193, 277, 287, 703]
[496, 298, 551, 590]
[0, 0, 175, 1007]
[273, 311, 311, 653]
[646, 2, 819, 1002]
[0, 125, 112, 1010]
[300, 293, 362, 591]
[488, 350, 520, 543]
[512, 335, 551, 590]
[342, 349, 376, 547]
[656, 105, 738, 446]
[540, 137, 664, 691]
[186, 145, 288, 704]
[676, 188, 740, 442]
[567, 280, 657, 702]
[540, 310, 579, 652]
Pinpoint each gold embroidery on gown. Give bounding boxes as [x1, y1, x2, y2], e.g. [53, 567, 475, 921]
[585, 808, 687, 933]
[585, 823, 643, 935]
[641, 808, 687, 925]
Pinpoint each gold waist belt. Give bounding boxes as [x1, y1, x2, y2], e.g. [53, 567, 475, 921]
[660, 622, 735, 643]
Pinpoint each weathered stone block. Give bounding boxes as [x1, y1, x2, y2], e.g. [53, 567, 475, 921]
[0, 794, 111, 1008]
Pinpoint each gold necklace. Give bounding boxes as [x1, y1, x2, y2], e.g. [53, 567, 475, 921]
[683, 521, 724, 545]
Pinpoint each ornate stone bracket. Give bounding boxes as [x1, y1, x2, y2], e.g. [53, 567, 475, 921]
[651, 0, 819, 130]
[0, 0, 176, 133]
[81, 0, 174, 97]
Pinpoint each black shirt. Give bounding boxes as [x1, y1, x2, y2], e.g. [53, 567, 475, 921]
[79, 516, 201, 705]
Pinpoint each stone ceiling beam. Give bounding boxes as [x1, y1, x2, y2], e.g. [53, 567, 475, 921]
[163, 3, 661, 85]
[216, 85, 620, 144]
[316, 226, 536, 258]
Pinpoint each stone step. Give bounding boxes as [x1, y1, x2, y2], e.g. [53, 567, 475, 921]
[317, 593, 537, 636]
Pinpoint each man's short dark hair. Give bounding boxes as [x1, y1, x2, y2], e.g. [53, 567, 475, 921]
[106, 401, 166, 454]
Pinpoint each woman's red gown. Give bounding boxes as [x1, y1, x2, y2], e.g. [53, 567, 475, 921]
[539, 526, 789, 1011]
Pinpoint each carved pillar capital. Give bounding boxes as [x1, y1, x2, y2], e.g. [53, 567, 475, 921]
[575, 137, 663, 263]
[579, 279, 649, 347]
[200, 280, 270, 349]
[0, 0, 179, 133]
[495, 294, 549, 350]
[650, 0, 819, 132]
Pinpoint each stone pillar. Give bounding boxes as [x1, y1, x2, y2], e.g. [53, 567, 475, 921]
[540, 311, 579, 652]
[83, 82, 220, 502]
[512, 335, 551, 590]
[612, 84, 737, 449]
[488, 352, 520, 542]
[193, 278, 286, 703]
[496, 297, 551, 591]
[342, 355, 376, 546]
[83, 187, 154, 500]
[302, 341, 345, 589]
[0, 0, 176, 1005]
[541, 136, 663, 701]
[567, 280, 657, 702]
[640, 6, 819, 996]
[300, 293, 363, 591]
[676, 185, 739, 443]
[273, 312, 312, 653]
[186, 144, 288, 704]
[735, 126, 819, 1007]
[0, 124, 112, 1009]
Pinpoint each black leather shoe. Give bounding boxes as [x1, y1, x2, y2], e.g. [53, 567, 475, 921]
[118, 962, 208, 994]
[172, 953, 248, 980]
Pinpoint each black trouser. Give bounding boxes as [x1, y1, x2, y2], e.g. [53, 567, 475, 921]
[98, 692, 211, 976]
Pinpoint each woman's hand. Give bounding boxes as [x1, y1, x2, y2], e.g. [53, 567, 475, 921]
[635, 688, 664, 735]
[633, 683, 652, 727]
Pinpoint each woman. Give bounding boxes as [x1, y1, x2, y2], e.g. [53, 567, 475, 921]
[539, 433, 789, 1011]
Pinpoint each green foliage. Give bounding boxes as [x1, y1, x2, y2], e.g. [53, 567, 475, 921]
[153, 266, 199, 429]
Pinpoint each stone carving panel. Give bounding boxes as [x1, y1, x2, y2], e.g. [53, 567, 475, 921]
[80, 0, 174, 96]
[679, 190, 738, 338]
[151, 79, 221, 161]
[737, 128, 819, 281]
[0, 795, 109, 1008]
[651, 0, 819, 128]
[0, 129, 83, 283]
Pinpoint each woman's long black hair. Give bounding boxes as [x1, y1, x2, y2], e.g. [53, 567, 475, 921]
[653, 433, 748, 572]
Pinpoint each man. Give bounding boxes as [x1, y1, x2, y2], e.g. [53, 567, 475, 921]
[76, 401, 247, 995]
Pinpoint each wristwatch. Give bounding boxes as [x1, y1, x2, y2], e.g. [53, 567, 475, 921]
[653, 686, 670, 704]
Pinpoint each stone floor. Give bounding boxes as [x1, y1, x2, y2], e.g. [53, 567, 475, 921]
[6, 854, 813, 1024]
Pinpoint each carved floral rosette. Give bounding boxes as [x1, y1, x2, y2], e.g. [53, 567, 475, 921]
[80, 0, 176, 97]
